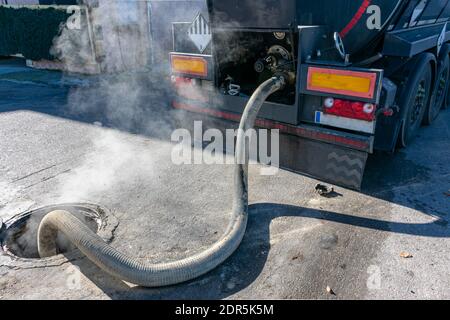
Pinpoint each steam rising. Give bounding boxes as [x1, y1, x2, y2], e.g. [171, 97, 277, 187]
[56, 130, 159, 203]
[48, 0, 268, 204]
[51, 1, 181, 203]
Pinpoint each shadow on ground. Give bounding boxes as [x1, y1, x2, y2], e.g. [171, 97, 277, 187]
[67, 201, 449, 300]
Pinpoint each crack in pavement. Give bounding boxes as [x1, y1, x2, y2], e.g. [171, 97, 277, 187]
[11, 164, 59, 183]
[8, 153, 90, 185]
[23, 169, 72, 189]
[0, 255, 83, 271]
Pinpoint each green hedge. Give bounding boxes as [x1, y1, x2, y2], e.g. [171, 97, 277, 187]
[0, 7, 70, 60]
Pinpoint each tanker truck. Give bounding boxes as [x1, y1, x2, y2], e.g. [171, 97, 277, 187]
[169, 0, 450, 190]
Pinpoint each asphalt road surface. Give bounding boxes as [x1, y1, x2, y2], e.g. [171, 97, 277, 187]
[0, 59, 449, 300]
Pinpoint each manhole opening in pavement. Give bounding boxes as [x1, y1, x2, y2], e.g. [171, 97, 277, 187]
[0, 203, 104, 259]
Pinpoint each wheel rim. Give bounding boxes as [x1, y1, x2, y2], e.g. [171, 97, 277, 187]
[410, 80, 427, 126]
[433, 67, 448, 116]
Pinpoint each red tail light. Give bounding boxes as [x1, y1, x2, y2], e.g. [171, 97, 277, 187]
[171, 76, 208, 102]
[323, 98, 376, 122]
[171, 76, 194, 86]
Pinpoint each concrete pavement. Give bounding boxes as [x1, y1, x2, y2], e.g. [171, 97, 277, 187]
[0, 59, 448, 300]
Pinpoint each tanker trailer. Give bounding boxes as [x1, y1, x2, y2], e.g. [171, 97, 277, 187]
[169, 0, 450, 190]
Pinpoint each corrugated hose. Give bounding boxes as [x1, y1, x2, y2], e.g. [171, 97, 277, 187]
[37, 76, 285, 287]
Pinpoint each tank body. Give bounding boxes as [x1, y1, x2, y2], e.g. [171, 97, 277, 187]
[208, 0, 450, 55]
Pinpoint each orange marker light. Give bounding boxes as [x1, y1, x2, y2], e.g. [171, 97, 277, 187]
[307, 67, 377, 99]
[171, 55, 208, 77]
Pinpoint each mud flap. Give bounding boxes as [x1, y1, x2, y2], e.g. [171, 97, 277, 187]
[279, 134, 368, 190]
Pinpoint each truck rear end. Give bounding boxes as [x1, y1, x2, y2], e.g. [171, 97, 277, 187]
[168, 0, 450, 190]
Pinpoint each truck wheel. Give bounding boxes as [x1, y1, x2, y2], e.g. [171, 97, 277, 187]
[446, 85, 450, 109]
[445, 57, 450, 110]
[424, 55, 449, 125]
[398, 60, 432, 148]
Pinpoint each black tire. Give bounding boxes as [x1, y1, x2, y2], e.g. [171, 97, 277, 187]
[424, 55, 449, 125]
[445, 60, 450, 110]
[398, 58, 433, 148]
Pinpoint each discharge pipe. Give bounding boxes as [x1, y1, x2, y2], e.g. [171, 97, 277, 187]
[37, 76, 285, 287]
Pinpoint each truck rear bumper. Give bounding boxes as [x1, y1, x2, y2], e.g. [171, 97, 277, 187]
[173, 99, 372, 190]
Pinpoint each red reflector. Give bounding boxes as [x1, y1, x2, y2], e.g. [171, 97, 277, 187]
[172, 76, 193, 85]
[324, 98, 376, 122]
[171, 76, 208, 103]
[383, 108, 394, 117]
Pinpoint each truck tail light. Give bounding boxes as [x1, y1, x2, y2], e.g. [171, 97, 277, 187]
[171, 76, 208, 102]
[171, 76, 196, 86]
[171, 55, 208, 77]
[323, 97, 335, 109]
[307, 67, 378, 99]
[323, 98, 377, 122]
[363, 103, 375, 114]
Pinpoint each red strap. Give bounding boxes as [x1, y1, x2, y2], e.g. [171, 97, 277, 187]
[339, 0, 372, 38]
